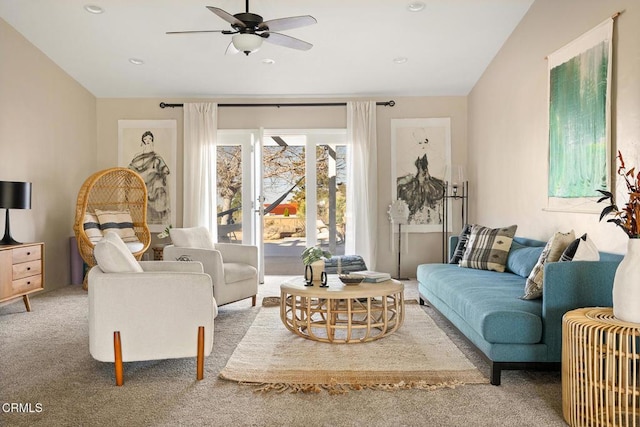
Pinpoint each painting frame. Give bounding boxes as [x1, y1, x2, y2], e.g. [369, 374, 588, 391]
[118, 119, 177, 232]
[546, 18, 613, 213]
[391, 118, 451, 233]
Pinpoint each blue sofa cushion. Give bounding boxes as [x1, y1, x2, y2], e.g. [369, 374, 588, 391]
[418, 264, 542, 344]
[506, 241, 544, 278]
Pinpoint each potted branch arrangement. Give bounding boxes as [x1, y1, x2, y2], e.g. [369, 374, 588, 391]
[597, 150, 640, 323]
[301, 246, 331, 287]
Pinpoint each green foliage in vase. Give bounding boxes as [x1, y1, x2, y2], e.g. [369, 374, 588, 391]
[597, 151, 640, 238]
[301, 246, 332, 265]
[157, 225, 172, 239]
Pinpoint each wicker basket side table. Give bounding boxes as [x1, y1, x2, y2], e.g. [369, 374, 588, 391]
[562, 307, 640, 427]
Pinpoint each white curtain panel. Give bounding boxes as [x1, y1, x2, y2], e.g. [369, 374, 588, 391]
[346, 101, 377, 270]
[183, 103, 218, 241]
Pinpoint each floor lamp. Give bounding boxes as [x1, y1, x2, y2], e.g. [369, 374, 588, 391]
[0, 181, 32, 246]
[388, 200, 409, 280]
[442, 180, 468, 262]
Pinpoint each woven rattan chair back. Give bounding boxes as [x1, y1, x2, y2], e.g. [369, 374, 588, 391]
[73, 168, 150, 288]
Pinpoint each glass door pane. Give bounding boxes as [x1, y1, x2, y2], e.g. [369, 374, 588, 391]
[216, 130, 254, 246]
[262, 135, 307, 275]
[316, 144, 347, 256]
[217, 145, 243, 243]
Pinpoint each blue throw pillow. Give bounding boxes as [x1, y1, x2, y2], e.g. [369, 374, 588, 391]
[506, 241, 544, 278]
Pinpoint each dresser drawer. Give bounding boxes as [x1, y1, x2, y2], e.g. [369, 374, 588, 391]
[12, 245, 42, 264]
[12, 275, 42, 294]
[13, 260, 42, 280]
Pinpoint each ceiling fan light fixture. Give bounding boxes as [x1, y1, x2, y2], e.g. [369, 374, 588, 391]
[84, 4, 104, 14]
[407, 2, 426, 12]
[232, 33, 263, 55]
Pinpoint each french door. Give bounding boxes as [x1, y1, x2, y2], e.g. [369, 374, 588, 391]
[217, 128, 347, 280]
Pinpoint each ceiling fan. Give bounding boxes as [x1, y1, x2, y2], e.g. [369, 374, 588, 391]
[166, 1, 317, 56]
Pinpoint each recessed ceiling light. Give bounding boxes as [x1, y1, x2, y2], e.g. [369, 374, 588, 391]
[407, 2, 425, 12]
[393, 57, 408, 64]
[128, 58, 144, 65]
[84, 4, 104, 14]
[262, 58, 275, 65]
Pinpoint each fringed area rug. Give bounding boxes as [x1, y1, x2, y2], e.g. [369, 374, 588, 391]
[219, 299, 488, 394]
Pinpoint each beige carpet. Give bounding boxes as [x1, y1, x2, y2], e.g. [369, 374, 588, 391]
[219, 301, 488, 393]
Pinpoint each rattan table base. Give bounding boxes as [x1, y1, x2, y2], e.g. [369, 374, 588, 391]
[562, 307, 640, 426]
[280, 277, 404, 343]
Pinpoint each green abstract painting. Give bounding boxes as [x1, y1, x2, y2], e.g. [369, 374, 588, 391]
[548, 40, 609, 198]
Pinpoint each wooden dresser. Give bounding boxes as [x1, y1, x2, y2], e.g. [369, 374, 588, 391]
[0, 242, 44, 311]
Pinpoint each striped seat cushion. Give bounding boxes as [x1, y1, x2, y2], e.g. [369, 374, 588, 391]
[95, 209, 139, 243]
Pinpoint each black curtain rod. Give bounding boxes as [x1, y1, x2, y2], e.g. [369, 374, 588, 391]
[159, 100, 395, 109]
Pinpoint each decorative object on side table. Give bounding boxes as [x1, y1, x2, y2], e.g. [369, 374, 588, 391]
[597, 150, 640, 323]
[153, 225, 173, 260]
[338, 274, 364, 285]
[0, 181, 32, 245]
[301, 246, 331, 287]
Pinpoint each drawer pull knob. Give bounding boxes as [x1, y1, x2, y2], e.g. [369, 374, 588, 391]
[27, 252, 31, 255]
[27, 282, 31, 285]
[27, 267, 31, 271]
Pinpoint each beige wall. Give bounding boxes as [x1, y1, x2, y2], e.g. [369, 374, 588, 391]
[16, 0, 631, 287]
[0, 18, 97, 292]
[97, 97, 467, 276]
[469, 0, 640, 254]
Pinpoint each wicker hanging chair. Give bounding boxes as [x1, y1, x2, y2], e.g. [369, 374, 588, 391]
[73, 168, 151, 289]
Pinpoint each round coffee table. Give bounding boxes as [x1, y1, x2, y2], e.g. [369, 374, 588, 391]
[280, 276, 404, 343]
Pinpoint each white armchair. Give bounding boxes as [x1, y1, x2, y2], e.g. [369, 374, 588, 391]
[89, 232, 216, 386]
[163, 227, 258, 307]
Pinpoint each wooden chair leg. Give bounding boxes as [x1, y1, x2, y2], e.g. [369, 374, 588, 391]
[114, 331, 124, 386]
[252, 295, 257, 307]
[197, 326, 204, 381]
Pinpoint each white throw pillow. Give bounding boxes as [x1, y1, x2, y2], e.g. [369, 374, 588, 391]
[169, 227, 215, 249]
[94, 231, 143, 273]
[560, 233, 600, 262]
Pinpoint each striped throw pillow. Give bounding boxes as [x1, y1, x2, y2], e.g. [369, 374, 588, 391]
[459, 224, 517, 272]
[95, 209, 139, 243]
[449, 224, 472, 264]
[83, 212, 103, 244]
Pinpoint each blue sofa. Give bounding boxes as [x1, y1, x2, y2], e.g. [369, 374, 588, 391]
[417, 236, 623, 385]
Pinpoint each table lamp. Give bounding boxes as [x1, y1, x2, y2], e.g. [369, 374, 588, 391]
[0, 181, 32, 245]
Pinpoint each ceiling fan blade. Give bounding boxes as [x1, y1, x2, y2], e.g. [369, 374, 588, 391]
[166, 30, 226, 35]
[261, 32, 312, 51]
[258, 15, 317, 32]
[206, 6, 246, 28]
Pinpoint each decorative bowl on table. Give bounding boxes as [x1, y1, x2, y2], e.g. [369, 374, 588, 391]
[338, 274, 364, 285]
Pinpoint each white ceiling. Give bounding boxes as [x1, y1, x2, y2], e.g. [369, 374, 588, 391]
[0, 0, 533, 98]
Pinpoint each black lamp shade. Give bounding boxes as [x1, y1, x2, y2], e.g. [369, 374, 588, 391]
[0, 181, 32, 245]
[0, 181, 32, 209]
